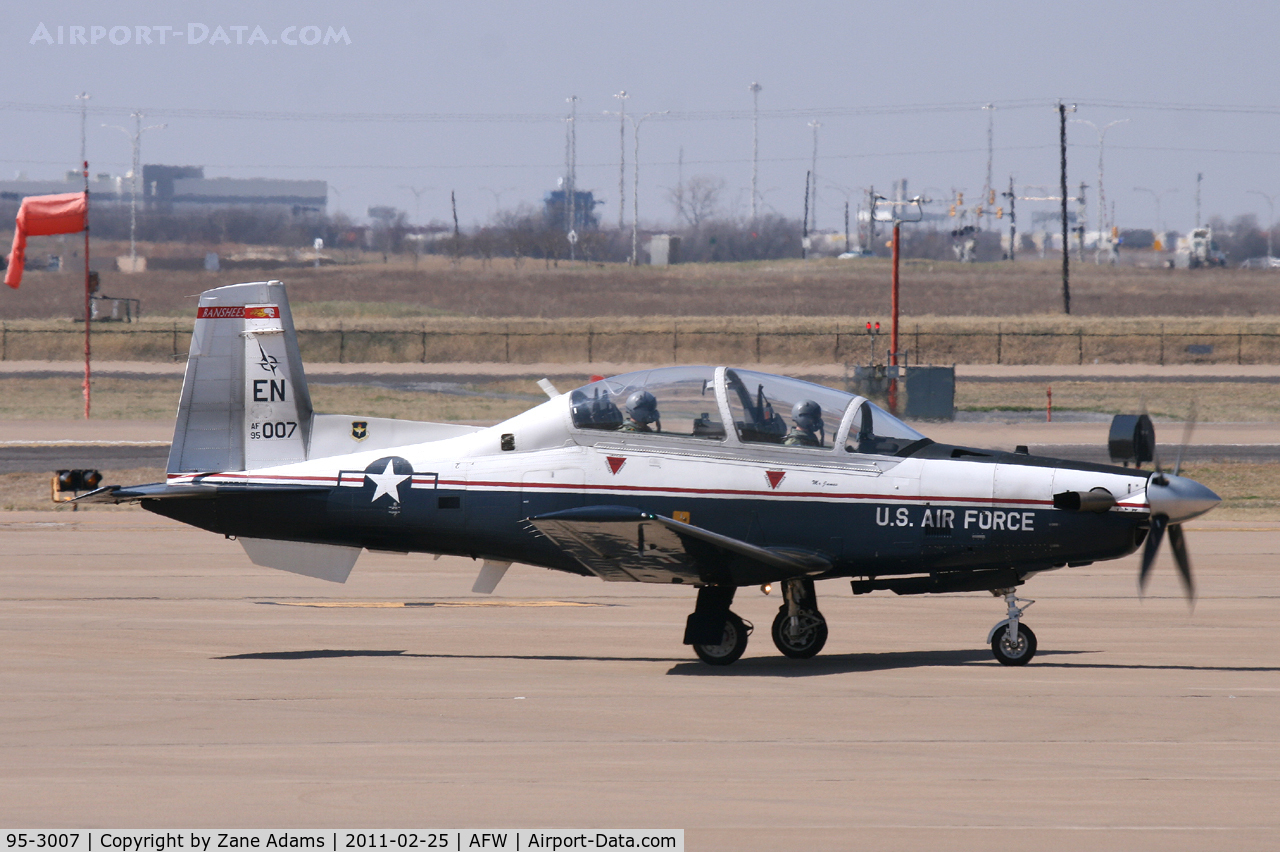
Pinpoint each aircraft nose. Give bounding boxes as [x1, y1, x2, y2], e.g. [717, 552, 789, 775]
[1147, 473, 1221, 523]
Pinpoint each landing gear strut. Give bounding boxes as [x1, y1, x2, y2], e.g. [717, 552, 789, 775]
[685, 585, 751, 666]
[771, 578, 828, 659]
[988, 589, 1037, 665]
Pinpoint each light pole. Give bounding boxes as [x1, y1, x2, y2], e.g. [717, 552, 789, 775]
[399, 185, 431, 223]
[1248, 190, 1277, 259]
[627, 110, 669, 266]
[1072, 117, 1128, 263]
[1133, 186, 1177, 249]
[982, 103, 995, 231]
[613, 91, 628, 230]
[103, 111, 166, 269]
[749, 82, 762, 223]
[807, 119, 820, 231]
[75, 91, 90, 166]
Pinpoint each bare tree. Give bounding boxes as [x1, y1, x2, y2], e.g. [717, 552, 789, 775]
[669, 175, 726, 227]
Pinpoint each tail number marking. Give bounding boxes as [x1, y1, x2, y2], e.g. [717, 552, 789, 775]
[250, 421, 298, 440]
[252, 379, 287, 402]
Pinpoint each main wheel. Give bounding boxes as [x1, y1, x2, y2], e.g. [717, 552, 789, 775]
[991, 622, 1037, 666]
[771, 607, 828, 659]
[693, 612, 750, 666]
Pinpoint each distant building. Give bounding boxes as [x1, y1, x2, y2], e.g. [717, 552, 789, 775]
[0, 165, 325, 218]
[543, 189, 601, 232]
[0, 172, 125, 203]
[144, 165, 326, 215]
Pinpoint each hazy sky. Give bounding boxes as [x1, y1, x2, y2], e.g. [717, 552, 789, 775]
[5, 0, 1280, 234]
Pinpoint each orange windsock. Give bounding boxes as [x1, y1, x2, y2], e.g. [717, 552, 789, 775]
[5, 191, 88, 289]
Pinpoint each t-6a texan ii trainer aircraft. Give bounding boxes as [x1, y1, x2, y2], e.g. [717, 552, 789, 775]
[81, 281, 1221, 666]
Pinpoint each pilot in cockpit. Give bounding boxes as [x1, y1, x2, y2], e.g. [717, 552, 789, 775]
[618, 390, 661, 433]
[783, 399, 824, 447]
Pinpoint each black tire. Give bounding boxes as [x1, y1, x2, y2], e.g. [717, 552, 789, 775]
[693, 611, 749, 666]
[991, 622, 1037, 666]
[771, 607, 828, 659]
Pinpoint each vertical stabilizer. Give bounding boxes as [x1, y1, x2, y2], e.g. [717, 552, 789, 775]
[167, 280, 313, 474]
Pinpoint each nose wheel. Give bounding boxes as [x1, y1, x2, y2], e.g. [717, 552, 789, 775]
[771, 578, 828, 659]
[988, 590, 1037, 665]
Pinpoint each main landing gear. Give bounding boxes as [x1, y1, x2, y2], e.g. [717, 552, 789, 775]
[771, 578, 828, 659]
[685, 580, 829, 665]
[988, 589, 1037, 665]
[684, 586, 752, 666]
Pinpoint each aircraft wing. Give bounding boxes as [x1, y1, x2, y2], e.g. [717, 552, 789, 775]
[527, 506, 831, 586]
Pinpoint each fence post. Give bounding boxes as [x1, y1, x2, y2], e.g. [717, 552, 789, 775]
[421, 329, 427, 364]
[914, 324, 920, 365]
[172, 321, 178, 359]
[996, 324, 1002, 365]
[833, 327, 840, 363]
[587, 327, 594, 363]
[756, 324, 761, 363]
[339, 324, 346, 364]
[1159, 324, 1165, 366]
[673, 323, 678, 363]
[505, 329, 510, 363]
[2, 322, 6, 361]
[1077, 328, 1084, 365]
[1238, 331, 1243, 365]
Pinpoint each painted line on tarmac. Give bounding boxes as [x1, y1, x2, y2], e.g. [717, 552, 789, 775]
[0, 440, 169, 446]
[260, 600, 611, 608]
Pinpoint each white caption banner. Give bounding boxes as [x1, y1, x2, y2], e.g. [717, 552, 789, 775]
[2, 832, 683, 852]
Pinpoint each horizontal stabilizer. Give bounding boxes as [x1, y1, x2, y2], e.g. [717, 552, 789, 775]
[72, 481, 330, 505]
[528, 505, 831, 586]
[239, 537, 361, 583]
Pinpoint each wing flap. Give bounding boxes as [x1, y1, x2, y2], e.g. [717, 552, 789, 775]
[528, 506, 831, 586]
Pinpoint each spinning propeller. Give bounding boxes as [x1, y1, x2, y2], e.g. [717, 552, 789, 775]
[1139, 406, 1220, 601]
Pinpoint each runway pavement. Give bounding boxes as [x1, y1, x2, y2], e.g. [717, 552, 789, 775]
[1, 510, 1277, 849]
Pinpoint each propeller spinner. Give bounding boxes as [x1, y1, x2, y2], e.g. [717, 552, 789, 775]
[1140, 471, 1220, 600]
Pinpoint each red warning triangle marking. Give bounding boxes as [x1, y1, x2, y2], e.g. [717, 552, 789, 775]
[606, 456, 627, 475]
[766, 470, 786, 489]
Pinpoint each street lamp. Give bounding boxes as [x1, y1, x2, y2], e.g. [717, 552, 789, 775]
[626, 109, 669, 266]
[749, 82, 762, 223]
[1133, 187, 1177, 248]
[1072, 117, 1129, 263]
[1248, 190, 1277, 259]
[103, 110, 166, 270]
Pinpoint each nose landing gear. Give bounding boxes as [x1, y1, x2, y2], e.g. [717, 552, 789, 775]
[771, 578, 828, 659]
[988, 589, 1037, 665]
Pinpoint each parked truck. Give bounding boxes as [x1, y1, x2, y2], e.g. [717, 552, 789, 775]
[1174, 227, 1228, 268]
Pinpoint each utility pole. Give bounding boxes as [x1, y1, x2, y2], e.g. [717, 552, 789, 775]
[613, 91, 628, 230]
[844, 201, 850, 254]
[1058, 101, 1075, 315]
[1248, 190, 1277, 259]
[1077, 181, 1088, 261]
[1003, 175, 1017, 261]
[808, 119, 820, 231]
[103, 110, 165, 270]
[566, 95, 578, 260]
[75, 91, 90, 166]
[1196, 172, 1203, 228]
[749, 81, 762, 223]
[983, 104, 995, 232]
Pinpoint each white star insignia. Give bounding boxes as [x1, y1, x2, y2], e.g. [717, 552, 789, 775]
[365, 459, 410, 504]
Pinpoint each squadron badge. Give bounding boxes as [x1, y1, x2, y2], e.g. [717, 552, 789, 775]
[351, 420, 368, 441]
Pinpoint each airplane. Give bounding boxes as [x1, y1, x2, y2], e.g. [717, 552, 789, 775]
[79, 280, 1222, 666]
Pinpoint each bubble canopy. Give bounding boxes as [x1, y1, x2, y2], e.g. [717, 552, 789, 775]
[568, 366, 928, 456]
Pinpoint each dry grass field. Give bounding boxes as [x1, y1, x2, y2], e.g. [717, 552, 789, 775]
[6, 251, 1280, 321]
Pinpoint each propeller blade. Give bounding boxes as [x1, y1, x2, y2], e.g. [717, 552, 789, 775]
[1139, 514, 1168, 594]
[1173, 402, 1197, 477]
[1166, 523, 1196, 602]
